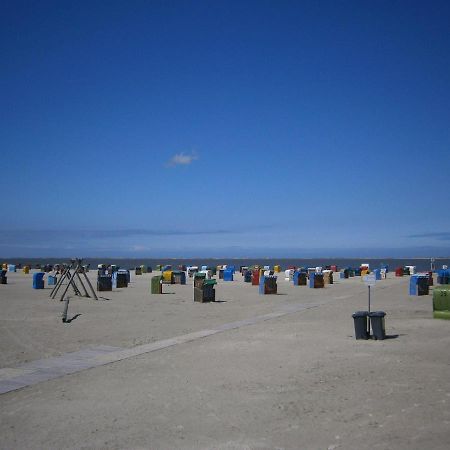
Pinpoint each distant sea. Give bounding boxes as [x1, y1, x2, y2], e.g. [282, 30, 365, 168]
[4, 257, 449, 272]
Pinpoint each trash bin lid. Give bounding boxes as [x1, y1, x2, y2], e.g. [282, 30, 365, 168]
[368, 311, 386, 317]
[352, 311, 369, 318]
[195, 273, 206, 278]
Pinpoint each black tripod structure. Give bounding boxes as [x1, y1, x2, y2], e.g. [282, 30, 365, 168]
[49, 259, 98, 322]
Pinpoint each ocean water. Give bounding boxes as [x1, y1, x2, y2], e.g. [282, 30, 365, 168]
[4, 257, 448, 272]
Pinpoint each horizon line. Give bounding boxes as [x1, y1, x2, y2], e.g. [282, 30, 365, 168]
[1, 255, 448, 260]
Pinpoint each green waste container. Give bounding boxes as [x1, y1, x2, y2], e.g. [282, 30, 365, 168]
[194, 279, 216, 302]
[151, 275, 162, 294]
[194, 273, 206, 288]
[433, 285, 450, 319]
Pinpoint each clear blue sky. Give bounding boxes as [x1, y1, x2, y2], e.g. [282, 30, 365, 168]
[1, 0, 449, 257]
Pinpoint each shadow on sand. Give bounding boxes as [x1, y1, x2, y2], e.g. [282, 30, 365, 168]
[62, 314, 82, 324]
[384, 334, 400, 340]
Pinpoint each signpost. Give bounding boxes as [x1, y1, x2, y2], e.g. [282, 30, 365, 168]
[363, 273, 376, 311]
[363, 274, 376, 334]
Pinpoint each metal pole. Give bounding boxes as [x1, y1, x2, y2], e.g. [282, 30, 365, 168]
[62, 296, 70, 322]
[72, 259, 87, 297]
[70, 270, 82, 296]
[75, 270, 89, 297]
[50, 267, 69, 299]
[368, 285, 371, 336]
[83, 272, 98, 301]
[52, 266, 80, 299]
[57, 268, 78, 302]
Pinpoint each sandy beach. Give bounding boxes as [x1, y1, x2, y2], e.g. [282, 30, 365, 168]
[0, 269, 449, 449]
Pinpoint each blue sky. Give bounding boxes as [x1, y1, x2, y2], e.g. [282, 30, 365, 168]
[1, 0, 449, 257]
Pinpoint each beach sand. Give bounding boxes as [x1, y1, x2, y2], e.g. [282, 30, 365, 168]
[0, 270, 449, 449]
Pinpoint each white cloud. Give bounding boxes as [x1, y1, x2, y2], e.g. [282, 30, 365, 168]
[131, 245, 149, 251]
[166, 151, 198, 167]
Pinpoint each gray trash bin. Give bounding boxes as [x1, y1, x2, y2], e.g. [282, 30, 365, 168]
[352, 311, 369, 340]
[369, 311, 386, 340]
